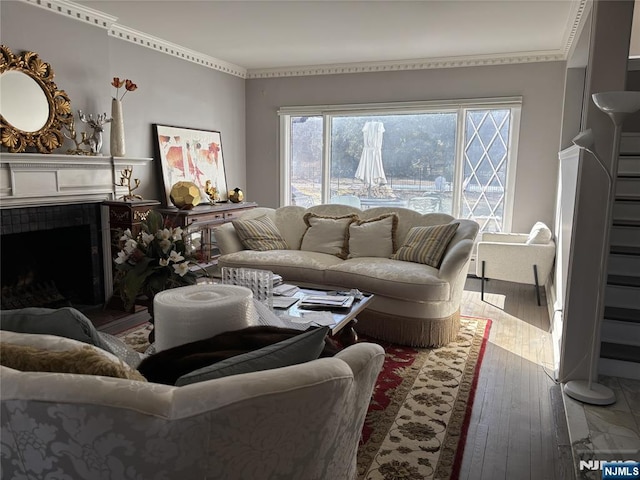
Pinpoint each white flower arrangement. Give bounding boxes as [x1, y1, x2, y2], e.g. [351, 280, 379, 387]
[114, 211, 204, 310]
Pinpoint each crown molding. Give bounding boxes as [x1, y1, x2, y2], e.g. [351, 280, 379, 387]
[18, 0, 247, 79]
[19, 0, 573, 80]
[246, 51, 566, 79]
[19, 0, 117, 29]
[562, 0, 590, 58]
[108, 24, 246, 78]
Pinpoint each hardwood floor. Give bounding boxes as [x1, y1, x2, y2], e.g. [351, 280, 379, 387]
[458, 276, 574, 480]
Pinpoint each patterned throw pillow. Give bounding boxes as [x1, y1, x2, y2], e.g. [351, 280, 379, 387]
[349, 213, 398, 258]
[232, 215, 288, 251]
[392, 223, 460, 267]
[300, 213, 358, 259]
[0, 341, 147, 381]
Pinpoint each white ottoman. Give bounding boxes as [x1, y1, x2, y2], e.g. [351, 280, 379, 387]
[153, 284, 258, 352]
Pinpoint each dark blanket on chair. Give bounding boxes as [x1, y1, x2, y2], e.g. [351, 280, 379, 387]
[137, 325, 340, 385]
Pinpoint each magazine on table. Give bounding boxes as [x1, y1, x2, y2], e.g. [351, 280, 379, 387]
[273, 283, 299, 296]
[298, 294, 354, 309]
[272, 296, 299, 309]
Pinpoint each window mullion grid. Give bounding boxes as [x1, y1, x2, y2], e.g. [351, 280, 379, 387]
[462, 112, 485, 220]
[477, 113, 501, 231]
[484, 112, 510, 230]
[485, 112, 508, 187]
[480, 114, 502, 221]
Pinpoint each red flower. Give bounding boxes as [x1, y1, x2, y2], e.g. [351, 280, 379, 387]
[112, 77, 138, 101]
[111, 77, 125, 88]
[125, 79, 138, 92]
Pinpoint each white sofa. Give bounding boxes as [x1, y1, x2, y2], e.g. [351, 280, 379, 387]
[215, 205, 479, 347]
[0, 330, 384, 480]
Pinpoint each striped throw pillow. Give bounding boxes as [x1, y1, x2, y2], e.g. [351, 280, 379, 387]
[232, 215, 288, 251]
[392, 223, 459, 267]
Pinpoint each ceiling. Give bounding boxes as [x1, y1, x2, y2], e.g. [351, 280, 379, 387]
[77, 0, 637, 75]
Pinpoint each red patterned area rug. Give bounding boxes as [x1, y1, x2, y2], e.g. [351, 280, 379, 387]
[357, 316, 491, 480]
[118, 317, 491, 479]
[116, 322, 153, 353]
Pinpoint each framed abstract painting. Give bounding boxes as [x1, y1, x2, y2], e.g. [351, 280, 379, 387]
[153, 124, 229, 205]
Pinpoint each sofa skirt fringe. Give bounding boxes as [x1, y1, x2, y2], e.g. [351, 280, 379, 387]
[355, 309, 461, 348]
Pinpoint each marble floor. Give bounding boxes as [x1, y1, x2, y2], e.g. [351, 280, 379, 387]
[563, 376, 640, 479]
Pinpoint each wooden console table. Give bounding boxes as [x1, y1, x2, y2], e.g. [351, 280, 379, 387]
[103, 201, 257, 311]
[156, 202, 258, 266]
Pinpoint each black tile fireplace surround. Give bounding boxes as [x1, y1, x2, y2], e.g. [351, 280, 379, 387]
[1, 203, 105, 310]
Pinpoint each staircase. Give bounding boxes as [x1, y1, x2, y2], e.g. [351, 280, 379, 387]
[599, 133, 640, 380]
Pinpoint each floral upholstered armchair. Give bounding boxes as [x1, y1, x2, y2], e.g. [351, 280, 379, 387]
[0, 330, 384, 479]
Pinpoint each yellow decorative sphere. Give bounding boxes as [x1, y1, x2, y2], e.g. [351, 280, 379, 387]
[228, 187, 244, 203]
[170, 181, 201, 209]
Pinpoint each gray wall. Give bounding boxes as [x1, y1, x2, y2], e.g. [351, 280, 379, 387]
[0, 1, 246, 203]
[2, 0, 568, 232]
[246, 62, 566, 233]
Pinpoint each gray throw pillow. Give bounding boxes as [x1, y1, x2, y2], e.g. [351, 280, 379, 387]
[175, 326, 329, 385]
[0, 307, 114, 355]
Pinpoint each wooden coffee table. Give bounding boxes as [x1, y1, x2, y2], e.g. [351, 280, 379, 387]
[273, 287, 374, 345]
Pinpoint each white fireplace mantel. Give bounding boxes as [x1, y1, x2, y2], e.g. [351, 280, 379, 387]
[0, 153, 152, 209]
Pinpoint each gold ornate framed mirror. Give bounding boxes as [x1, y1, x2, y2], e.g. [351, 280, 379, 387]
[0, 45, 73, 153]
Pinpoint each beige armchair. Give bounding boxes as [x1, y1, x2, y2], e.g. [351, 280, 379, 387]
[1, 331, 385, 479]
[475, 223, 556, 306]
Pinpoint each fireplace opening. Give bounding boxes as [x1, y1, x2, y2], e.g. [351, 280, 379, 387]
[0, 203, 105, 310]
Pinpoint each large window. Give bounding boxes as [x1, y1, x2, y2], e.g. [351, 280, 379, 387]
[279, 98, 521, 233]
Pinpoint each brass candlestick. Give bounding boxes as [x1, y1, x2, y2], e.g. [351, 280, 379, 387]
[115, 166, 143, 201]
